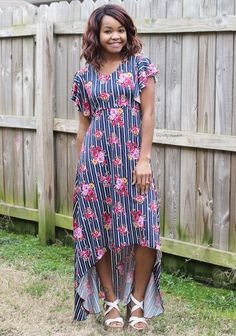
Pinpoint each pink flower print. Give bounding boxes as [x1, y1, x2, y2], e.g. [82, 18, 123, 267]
[114, 176, 128, 196]
[126, 270, 134, 283]
[73, 186, 80, 203]
[91, 230, 101, 239]
[99, 173, 111, 187]
[81, 183, 97, 201]
[96, 247, 107, 260]
[114, 201, 125, 215]
[126, 141, 140, 160]
[79, 249, 91, 260]
[117, 225, 128, 235]
[147, 63, 159, 76]
[138, 237, 148, 247]
[114, 246, 122, 254]
[90, 146, 106, 165]
[73, 226, 84, 240]
[108, 108, 124, 127]
[130, 126, 140, 136]
[73, 218, 78, 230]
[84, 81, 92, 97]
[155, 242, 161, 250]
[131, 104, 140, 116]
[94, 109, 102, 120]
[102, 212, 112, 230]
[108, 133, 120, 147]
[79, 66, 89, 74]
[134, 194, 145, 204]
[112, 156, 122, 166]
[149, 201, 158, 212]
[85, 280, 93, 296]
[117, 72, 134, 89]
[152, 225, 160, 234]
[117, 262, 125, 276]
[94, 129, 103, 140]
[98, 73, 110, 83]
[72, 82, 78, 93]
[104, 196, 112, 205]
[81, 144, 85, 153]
[79, 163, 87, 173]
[131, 210, 145, 229]
[84, 207, 96, 221]
[117, 95, 128, 106]
[99, 92, 110, 101]
[82, 100, 90, 117]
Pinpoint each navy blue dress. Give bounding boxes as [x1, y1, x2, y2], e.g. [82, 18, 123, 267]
[71, 54, 164, 321]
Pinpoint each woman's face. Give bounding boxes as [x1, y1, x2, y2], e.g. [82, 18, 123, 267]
[99, 15, 127, 57]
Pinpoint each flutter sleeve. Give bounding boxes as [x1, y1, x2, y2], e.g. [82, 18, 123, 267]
[70, 72, 91, 118]
[135, 55, 159, 103]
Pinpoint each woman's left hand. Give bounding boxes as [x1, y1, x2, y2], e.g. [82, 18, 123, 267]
[132, 159, 152, 194]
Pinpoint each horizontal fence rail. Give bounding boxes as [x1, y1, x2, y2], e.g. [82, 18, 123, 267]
[1, 15, 236, 39]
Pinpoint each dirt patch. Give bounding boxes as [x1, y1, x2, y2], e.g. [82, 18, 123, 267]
[0, 262, 98, 336]
[0, 260, 235, 336]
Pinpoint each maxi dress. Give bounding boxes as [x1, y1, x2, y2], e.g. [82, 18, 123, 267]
[71, 54, 164, 321]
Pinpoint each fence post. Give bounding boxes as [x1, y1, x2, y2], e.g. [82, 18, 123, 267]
[35, 20, 55, 245]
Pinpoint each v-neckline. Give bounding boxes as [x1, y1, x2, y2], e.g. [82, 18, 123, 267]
[93, 57, 128, 78]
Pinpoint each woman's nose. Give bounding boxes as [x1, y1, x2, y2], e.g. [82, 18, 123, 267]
[111, 32, 119, 39]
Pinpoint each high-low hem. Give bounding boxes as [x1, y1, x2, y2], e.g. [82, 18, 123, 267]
[73, 242, 164, 321]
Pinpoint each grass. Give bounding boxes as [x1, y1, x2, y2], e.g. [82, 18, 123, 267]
[0, 228, 236, 336]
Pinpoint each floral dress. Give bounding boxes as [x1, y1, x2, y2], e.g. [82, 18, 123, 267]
[71, 54, 164, 321]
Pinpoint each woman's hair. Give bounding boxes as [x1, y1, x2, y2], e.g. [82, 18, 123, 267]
[81, 4, 142, 70]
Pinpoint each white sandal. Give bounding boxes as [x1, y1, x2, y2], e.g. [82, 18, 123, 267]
[104, 298, 124, 330]
[127, 293, 148, 331]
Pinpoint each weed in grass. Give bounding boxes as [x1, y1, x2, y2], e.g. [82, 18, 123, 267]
[25, 280, 49, 298]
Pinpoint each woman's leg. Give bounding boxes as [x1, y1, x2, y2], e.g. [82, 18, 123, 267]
[95, 251, 122, 326]
[130, 245, 156, 327]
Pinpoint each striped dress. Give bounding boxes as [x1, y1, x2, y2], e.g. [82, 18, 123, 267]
[71, 54, 164, 321]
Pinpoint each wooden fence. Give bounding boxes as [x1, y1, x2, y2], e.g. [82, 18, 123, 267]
[0, 0, 236, 269]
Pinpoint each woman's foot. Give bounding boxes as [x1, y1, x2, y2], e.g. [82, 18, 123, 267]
[127, 293, 148, 331]
[104, 299, 124, 330]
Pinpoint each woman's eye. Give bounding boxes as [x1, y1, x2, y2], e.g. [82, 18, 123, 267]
[119, 29, 125, 33]
[104, 30, 111, 34]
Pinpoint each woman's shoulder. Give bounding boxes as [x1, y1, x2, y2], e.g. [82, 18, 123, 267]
[74, 64, 90, 79]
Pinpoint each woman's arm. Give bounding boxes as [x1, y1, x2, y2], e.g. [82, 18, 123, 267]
[76, 113, 91, 159]
[132, 77, 155, 194]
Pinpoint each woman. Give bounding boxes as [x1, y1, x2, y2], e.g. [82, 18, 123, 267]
[71, 4, 164, 331]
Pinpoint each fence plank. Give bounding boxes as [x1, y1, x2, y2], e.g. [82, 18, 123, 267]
[149, 0, 167, 236]
[23, 6, 37, 210]
[35, 20, 55, 245]
[196, 0, 216, 246]
[213, 0, 234, 251]
[67, 0, 82, 216]
[0, 10, 4, 201]
[53, 1, 70, 215]
[179, 0, 200, 242]
[2, 8, 13, 205]
[229, 27, 236, 252]
[163, 0, 182, 240]
[12, 7, 24, 207]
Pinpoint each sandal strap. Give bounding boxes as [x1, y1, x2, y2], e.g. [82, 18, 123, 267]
[104, 298, 120, 316]
[129, 316, 147, 329]
[130, 293, 144, 313]
[105, 317, 124, 327]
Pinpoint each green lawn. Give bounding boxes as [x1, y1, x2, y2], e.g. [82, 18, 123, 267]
[0, 228, 235, 336]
